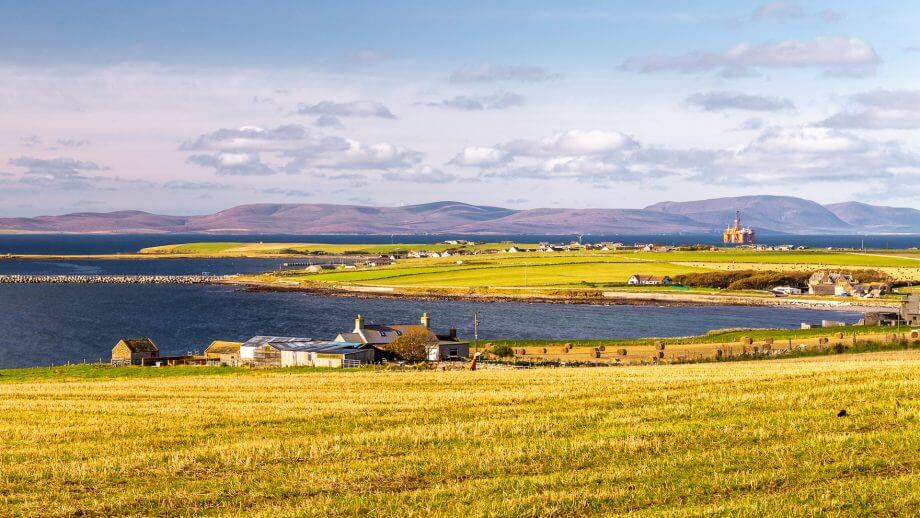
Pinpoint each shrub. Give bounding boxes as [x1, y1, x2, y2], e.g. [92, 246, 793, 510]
[490, 344, 514, 358]
[388, 328, 438, 362]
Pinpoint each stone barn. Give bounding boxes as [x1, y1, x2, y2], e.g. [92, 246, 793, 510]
[204, 341, 243, 366]
[111, 338, 159, 366]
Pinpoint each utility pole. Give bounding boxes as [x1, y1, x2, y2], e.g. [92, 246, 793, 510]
[524, 263, 528, 287]
[473, 311, 481, 353]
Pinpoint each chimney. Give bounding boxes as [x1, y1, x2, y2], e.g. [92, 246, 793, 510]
[354, 314, 364, 333]
[420, 312, 431, 329]
[449, 327, 458, 341]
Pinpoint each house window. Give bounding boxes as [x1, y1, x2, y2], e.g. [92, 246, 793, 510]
[449, 348, 459, 357]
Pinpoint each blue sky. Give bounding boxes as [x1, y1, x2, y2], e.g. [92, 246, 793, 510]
[2, 1, 920, 215]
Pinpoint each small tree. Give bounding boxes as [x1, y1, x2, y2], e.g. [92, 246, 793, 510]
[490, 344, 514, 358]
[388, 328, 438, 362]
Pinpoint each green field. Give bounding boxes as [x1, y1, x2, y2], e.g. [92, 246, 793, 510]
[1, 352, 919, 515]
[139, 241, 536, 256]
[269, 250, 920, 288]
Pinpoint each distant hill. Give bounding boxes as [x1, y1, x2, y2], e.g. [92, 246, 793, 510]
[645, 196, 853, 234]
[0, 197, 917, 235]
[825, 202, 920, 233]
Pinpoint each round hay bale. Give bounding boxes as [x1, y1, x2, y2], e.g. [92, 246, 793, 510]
[542, 347, 548, 354]
[519, 348, 526, 355]
[762, 343, 772, 352]
[715, 349, 723, 357]
[764, 337, 774, 346]
[834, 332, 844, 339]
[617, 348, 628, 356]
[655, 341, 665, 351]
[911, 330, 919, 339]
[564, 342, 573, 348]
[752, 346, 760, 353]
[819, 337, 829, 345]
[657, 351, 665, 359]
[593, 348, 601, 359]
[598, 345, 606, 351]
[740, 336, 753, 345]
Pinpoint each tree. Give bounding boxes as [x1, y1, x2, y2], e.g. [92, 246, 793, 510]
[388, 328, 438, 362]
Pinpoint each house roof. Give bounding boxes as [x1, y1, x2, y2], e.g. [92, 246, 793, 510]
[242, 336, 362, 352]
[205, 341, 243, 355]
[117, 338, 158, 353]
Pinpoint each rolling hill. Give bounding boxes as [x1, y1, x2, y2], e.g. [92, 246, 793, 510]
[0, 197, 916, 234]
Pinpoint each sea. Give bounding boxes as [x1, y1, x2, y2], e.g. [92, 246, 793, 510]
[1, 233, 913, 369]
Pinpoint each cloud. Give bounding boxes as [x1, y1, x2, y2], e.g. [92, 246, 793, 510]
[187, 152, 276, 176]
[425, 91, 525, 111]
[162, 180, 232, 190]
[751, 1, 804, 21]
[259, 188, 313, 197]
[56, 138, 91, 147]
[817, 10, 846, 23]
[686, 91, 795, 112]
[450, 126, 920, 190]
[449, 63, 557, 83]
[8, 156, 104, 189]
[314, 114, 344, 128]
[449, 146, 511, 167]
[735, 117, 765, 131]
[183, 124, 424, 176]
[621, 36, 880, 77]
[819, 89, 920, 129]
[296, 100, 395, 119]
[382, 166, 458, 183]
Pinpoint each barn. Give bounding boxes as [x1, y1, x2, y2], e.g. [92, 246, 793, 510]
[239, 337, 372, 368]
[110, 338, 159, 366]
[204, 341, 244, 366]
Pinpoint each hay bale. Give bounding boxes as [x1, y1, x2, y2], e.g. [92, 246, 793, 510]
[764, 337, 774, 346]
[715, 349, 723, 358]
[657, 351, 665, 359]
[519, 348, 526, 355]
[818, 337, 829, 345]
[542, 347, 548, 354]
[655, 341, 665, 351]
[911, 330, 919, 339]
[593, 348, 601, 359]
[740, 336, 753, 345]
[617, 348, 628, 356]
[598, 345, 606, 352]
[752, 346, 760, 353]
[834, 332, 844, 339]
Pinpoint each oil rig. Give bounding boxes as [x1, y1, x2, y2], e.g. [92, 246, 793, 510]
[723, 210, 755, 244]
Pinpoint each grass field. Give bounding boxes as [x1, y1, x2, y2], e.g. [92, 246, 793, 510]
[1, 352, 919, 515]
[254, 250, 920, 289]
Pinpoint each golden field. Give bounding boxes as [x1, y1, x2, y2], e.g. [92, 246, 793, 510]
[1, 351, 919, 516]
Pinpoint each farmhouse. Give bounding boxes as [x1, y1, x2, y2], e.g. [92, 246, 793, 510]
[334, 312, 470, 361]
[808, 271, 856, 295]
[627, 274, 672, 286]
[240, 337, 372, 368]
[110, 338, 159, 366]
[305, 264, 336, 273]
[204, 340, 243, 366]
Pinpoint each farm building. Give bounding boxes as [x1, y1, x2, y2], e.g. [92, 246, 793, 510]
[334, 313, 470, 361]
[628, 274, 672, 286]
[204, 340, 243, 366]
[239, 337, 372, 368]
[110, 338, 159, 366]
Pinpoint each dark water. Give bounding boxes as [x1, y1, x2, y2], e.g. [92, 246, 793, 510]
[0, 258, 291, 276]
[0, 283, 860, 369]
[1, 233, 918, 255]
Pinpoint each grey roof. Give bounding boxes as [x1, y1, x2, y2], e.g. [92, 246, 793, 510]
[242, 336, 362, 352]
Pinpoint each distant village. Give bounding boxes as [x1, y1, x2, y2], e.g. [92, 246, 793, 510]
[111, 312, 472, 369]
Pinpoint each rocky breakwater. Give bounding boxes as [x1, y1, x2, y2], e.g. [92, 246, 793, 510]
[0, 275, 224, 284]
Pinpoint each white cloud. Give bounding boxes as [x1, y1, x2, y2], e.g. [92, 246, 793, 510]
[187, 152, 276, 176]
[382, 166, 458, 184]
[449, 63, 557, 83]
[686, 91, 794, 112]
[621, 36, 880, 77]
[296, 100, 395, 118]
[819, 89, 920, 129]
[751, 1, 804, 21]
[449, 146, 510, 167]
[8, 156, 104, 189]
[425, 91, 525, 111]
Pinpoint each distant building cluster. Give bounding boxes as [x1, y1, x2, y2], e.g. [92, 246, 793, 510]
[110, 312, 470, 368]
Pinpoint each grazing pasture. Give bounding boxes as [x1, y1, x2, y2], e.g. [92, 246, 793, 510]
[1, 351, 919, 516]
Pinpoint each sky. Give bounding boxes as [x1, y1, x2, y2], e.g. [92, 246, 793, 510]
[2, 0, 920, 216]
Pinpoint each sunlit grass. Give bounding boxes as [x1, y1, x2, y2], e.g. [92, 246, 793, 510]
[1, 352, 918, 515]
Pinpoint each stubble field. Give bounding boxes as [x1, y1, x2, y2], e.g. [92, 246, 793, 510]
[1, 351, 919, 516]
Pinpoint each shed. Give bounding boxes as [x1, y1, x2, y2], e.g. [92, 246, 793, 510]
[111, 338, 159, 366]
[240, 336, 370, 368]
[204, 340, 244, 366]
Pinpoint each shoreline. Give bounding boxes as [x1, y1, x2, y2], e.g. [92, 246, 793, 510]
[219, 278, 892, 313]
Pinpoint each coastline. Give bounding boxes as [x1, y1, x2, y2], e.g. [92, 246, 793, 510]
[218, 277, 893, 313]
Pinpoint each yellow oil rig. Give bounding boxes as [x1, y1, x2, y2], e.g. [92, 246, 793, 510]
[723, 210, 755, 244]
